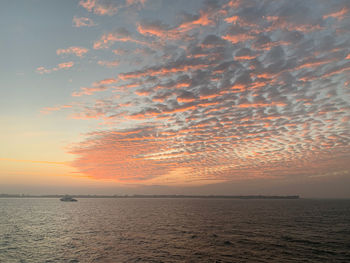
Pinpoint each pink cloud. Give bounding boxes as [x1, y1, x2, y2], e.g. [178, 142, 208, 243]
[79, 0, 118, 16]
[40, 104, 72, 114]
[69, 127, 170, 182]
[137, 9, 218, 41]
[62, 0, 350, 185]
[57, 46, 88, 57]
[137, 23, 169, 39]
[118, 63, 210, 80]
[58, 61, 74, 69]
[72, 16, 96, 27]
[69, 110, 105, 120]
[323, 7, 349, 20]
[93, 78, 118, 86]
[137, 11, 216, 40]
[79, 0, 96, 11]
[93, 30, 146, 49]
[72, 86, 109, 97]
[36, 66, 52, 74]
[36, 61, 74, 74]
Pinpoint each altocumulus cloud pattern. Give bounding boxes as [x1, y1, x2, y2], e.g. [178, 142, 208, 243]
[42, 0, 350, 184]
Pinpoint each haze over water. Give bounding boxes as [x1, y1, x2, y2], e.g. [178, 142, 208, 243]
[1, 198, 350, 262]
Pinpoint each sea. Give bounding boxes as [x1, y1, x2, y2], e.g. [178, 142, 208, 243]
[0, 198, 349, 263]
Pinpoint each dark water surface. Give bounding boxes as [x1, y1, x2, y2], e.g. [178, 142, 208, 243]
[1, 198, 349, 262]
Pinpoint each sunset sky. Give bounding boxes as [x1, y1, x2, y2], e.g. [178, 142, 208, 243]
[1, 0, 350, 197]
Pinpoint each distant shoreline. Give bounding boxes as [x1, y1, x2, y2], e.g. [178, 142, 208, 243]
[0, 194, 299, 199]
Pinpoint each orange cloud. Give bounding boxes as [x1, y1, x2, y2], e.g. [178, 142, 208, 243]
[93, 31, 147, 49]
[199, 93, 220, 100]
[222, 34, 254, 44]
[177, 11, 213, 32]
[70, 135, 170, 182]
[237, 102, 286, 108]
[225, 16, 239, 24]
[231, 84, 246, 92]
[235, 55, 257, 61]
[134, 90, 151, 96]
[321, 65, 350, 79]
[174, 82, 190, 88]
[323, 7, 348, 20]
[295, 58, 334, 70]
[137, 23, 170, 39]
[177, 97, 196, 103]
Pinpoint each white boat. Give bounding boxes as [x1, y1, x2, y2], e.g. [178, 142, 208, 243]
[60, 195, 77, 202]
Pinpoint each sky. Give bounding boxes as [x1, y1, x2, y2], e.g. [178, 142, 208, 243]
[1, 0, 350, 197]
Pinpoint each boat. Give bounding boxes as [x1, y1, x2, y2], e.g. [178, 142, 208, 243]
[60, 195, 77, 202]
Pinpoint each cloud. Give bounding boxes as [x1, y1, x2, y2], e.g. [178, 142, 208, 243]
[36, 66, 52, 74]
[40, 104, 72, 114]
[71, 78, 119, 97]
[177, 10, 214, 32]
[323, 7, 349, 20]
[222, 24, 255, 44]
[137, 21, 171, 39]
[126, 0, 147, 7]
[62, 0, 350, 184]
[112, 49, 128, 55]
[57, 46, 88, 57]
[97, 60, 119, 67]
[69, 126, 171, 181]
[93, 28, 147, 49]
[36, 61, 74, 74]
[72, 86, 109, 97]
[79, 0, 118, 16]
[72, 16, 96, 27]
[57, 61, 74, 69]
[93, 78, 118, 86]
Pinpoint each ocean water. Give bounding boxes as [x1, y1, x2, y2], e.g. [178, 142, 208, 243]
[0, 198, 349, 263]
